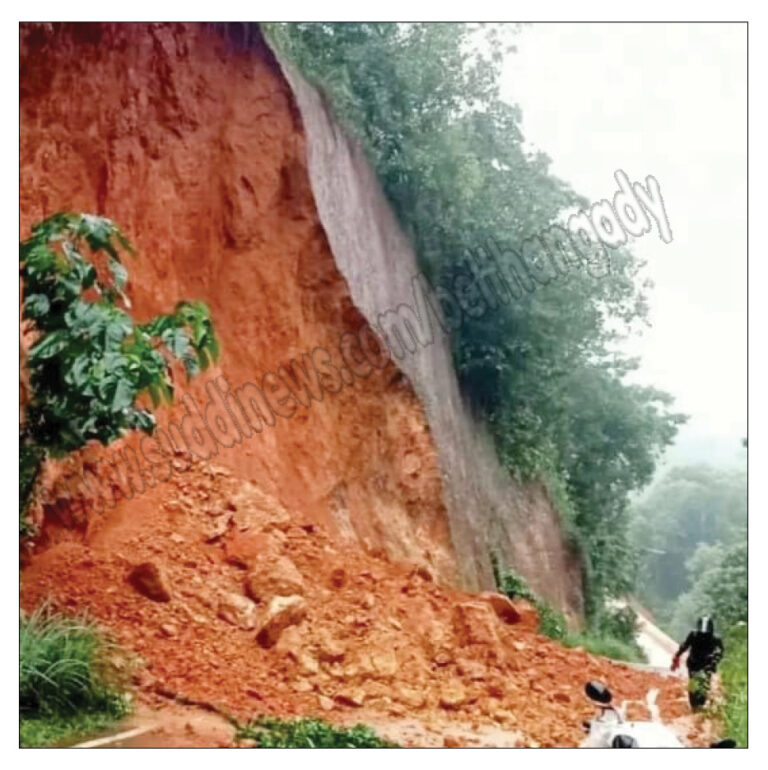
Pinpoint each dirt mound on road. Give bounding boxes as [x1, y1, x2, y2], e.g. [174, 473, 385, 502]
[21, 457, 709, 747]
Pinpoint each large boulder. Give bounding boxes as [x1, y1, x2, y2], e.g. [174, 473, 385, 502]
[478, 591, 522, 624]
[224, 530, 280, 569]
[451, 601, 500, 646]
[128, 562, 172, 602]
[245, 555, 305, 603]
[255, 595, 307, 648]
[510, 599, 539, 631]
[370, 649, 398, 677]
[217, 591, 258, 629]
[439, 680, 468, 709]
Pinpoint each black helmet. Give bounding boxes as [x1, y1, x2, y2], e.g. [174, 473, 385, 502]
[585, 681, 612, 705]
[697, 616, 714, 635]
[611, 734, 638, 748]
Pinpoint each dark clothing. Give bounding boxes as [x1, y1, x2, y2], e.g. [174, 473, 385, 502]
[688, 670, 712, 709]
[676, 630, 724, 674]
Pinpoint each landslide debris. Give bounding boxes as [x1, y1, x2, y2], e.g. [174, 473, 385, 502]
[21, 457, 708, 747]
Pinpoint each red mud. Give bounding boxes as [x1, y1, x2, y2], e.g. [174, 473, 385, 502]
[20, 23, 712, 747]
[20, 21, 457, 582]
[21, 457, 709, 747]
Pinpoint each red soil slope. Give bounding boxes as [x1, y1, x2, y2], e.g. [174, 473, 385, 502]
[20, 22, 456, 578]
[21, 454, 706, 747]
[20, 23, 710, 746]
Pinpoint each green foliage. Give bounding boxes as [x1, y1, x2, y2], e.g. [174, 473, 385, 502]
[236, 717, 396, 748]
[496, 567, 644, 661]
[719, 624, 747, 747]
[19, 213, 219, 525]
[267, 23, 684, 608]
[561, 632, 645, 664]
[631, 464, 746, 611]
[19, 606, 129, 747]
[631, 464, 747, 638]
[668, 541, 747, 639]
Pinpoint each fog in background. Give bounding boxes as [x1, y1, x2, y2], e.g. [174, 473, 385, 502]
[500, 23, 747, 472]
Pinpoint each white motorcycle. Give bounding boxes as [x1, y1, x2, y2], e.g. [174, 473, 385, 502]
[581, 680, 735, 748]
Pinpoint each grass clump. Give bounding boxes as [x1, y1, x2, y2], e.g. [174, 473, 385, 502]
[236, 717, 396, 748]
[719, 623, 747, 747]
[495, 565, 645, 663]
[20, 606, 129, 747]
[561, 632, 644, 664]
[495, 567, 569, 640]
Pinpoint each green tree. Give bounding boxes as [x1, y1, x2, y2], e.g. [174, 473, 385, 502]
[20, 213, 219, 530]
[268, 23, 684, 612]
[631, 464, 747, 620]
[669, 541, 747, 637]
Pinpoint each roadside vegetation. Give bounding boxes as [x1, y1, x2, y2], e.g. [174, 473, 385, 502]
[266, 22, 685, 623]
[236, 717, 396, 747]
[496, 566, 646, 663]
[19, 212, 219, 533]
[19, 213, 219, 744]
[719, 624, 747, 747]
[20, 607, 130, 747]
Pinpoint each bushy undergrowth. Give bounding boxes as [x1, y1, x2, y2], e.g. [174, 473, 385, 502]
[719, 624, 747, 747]
[236, 717, 396, 748]
[496, 566, 645, 663]
[19, 607, 129, 747]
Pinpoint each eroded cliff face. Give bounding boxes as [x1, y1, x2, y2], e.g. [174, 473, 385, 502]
[20, 22, 581, 617]
[279, 56, 584, 616]
[21, 22, 456, 580]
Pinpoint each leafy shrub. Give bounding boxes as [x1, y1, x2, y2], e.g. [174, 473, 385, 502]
[236, 717, 396, 748]
[496, 568, 567, 640]
[19, 606, 129, 746]
[719, 624, 747, 746]
[537, 603, 569, 642]
[19, 213, 219, 528]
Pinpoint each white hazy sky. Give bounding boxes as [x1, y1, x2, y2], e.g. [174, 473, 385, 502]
[499, 23, 747, 467]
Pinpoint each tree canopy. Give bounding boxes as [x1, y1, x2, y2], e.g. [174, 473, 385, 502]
[268, 22, 685, 614]
[631, 464, 747, 635]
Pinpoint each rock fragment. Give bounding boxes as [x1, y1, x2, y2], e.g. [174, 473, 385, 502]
[255, 595, 307, 648]
[245, 555, 304, 603]
[217, 591, 258, 629]
[129, 562, 172, 602]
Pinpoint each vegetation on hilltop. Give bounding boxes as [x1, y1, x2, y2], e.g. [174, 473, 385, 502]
[266, 22, 685, 618]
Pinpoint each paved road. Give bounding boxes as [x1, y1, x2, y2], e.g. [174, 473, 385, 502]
[612, 599, 680, 671]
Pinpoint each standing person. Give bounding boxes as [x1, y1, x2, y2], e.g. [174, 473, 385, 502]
[671, 616, 724, 709]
